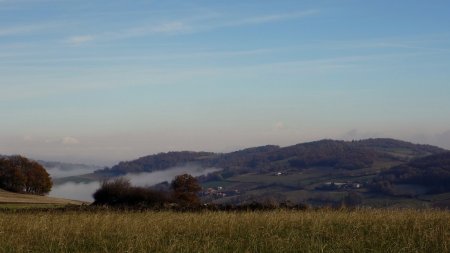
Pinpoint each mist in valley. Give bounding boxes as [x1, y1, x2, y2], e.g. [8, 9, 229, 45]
[45, 166, 100, 179]
[49, 166, 221, 202]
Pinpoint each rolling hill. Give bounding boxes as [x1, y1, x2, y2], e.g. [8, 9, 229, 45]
[94, 138, 445, 177]
[374, 152, 450, 194]
[49, 138, 445, 207]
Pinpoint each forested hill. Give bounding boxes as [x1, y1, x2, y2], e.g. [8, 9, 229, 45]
[98, 151, 215, 176]
[95, 138, 447, 177]
[354, 138, 444, 158]
[375, 152, 450, 194]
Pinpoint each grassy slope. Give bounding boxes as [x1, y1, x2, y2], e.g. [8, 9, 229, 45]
[0, 189, 86, 206]
[0, 209, 448, 253]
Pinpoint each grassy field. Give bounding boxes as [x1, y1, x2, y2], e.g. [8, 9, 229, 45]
[0, 209, 449, 252]
[0, 189, 86, 208]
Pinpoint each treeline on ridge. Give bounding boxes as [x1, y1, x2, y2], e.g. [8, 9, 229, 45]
[95, 139, 436, 178]
[97, 151, 214, 176]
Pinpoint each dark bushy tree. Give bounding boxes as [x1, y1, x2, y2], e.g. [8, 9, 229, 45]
[0, 156, 52, 195]
[92, 174, 202, 208]
[93, 178, 131, 205]
[92, 178, 168, 207]
[171, 174, 201, 206]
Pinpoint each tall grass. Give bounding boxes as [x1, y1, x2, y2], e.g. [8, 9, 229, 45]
[0, 209, 449, 252]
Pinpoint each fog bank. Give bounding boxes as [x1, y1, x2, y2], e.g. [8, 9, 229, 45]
[49, 166, 221, 202]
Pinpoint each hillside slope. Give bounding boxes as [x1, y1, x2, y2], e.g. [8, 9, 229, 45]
[0, 189, 86, 205]
[375, 152, 450, 194]
[54, 138, 448, 208]
[93, 138, 446, 178]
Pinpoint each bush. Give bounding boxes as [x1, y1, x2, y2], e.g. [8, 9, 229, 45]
[93, 178, 168, 207]
[93, 174, 202, 208]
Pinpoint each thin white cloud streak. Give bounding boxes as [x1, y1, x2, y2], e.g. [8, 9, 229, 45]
[67, 21, 193, 44]
[66, 9, 319, 44]
[0, 51, 431, 102]
[325, 41, 450, 53]
[0, 48, 277, 64]
[219, 9, 319, 27]
[8, 34, 448, 65]
[0, 0, 63, 8]
[62, 137, 80, 145]
[146, 21, 190, 33]
[311, 35, 450, 52]
[0, 24, 52, 37]
[66, 35, 95, 45]
[0, 0, 53, 3]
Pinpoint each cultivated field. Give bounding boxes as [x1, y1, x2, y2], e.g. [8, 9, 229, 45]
[0, 189, 86, 208]
[0, 209, 449, 252]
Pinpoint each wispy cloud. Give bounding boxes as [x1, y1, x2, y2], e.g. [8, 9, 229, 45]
[0, 0, 60, 4]
[311, 36, 450, 53]
[1, 48, 277, 64]
[66, 35, 95, 45]
[0, 50, 427, 102]
[0, 23, 54, 37]
[113, 21, 192, 38]
[149, 21, 190, 33]
[62, 137, 80, 145]
[220, 9, 319, 27]
[65, 9, 318, 44]
[66, 21, 191, 45]
[274, 122, 286, 131]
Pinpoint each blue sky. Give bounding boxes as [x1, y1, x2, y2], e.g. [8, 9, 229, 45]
[1, 0, 450, 165]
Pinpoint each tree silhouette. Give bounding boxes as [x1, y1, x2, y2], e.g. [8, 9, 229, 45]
[171, 174, 201, 206]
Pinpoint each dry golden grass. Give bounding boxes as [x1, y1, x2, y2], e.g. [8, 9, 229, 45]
[0, 189, 86, 205]
[0, 209, 449, 252]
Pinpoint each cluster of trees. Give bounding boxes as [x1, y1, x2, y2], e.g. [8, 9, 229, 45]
[93, 174, 201, 208]
[370, 152, 450, 195]
[0, 156, 52, 195]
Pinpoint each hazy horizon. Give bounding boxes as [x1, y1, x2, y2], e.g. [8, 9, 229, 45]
[1, 1, 450, 166]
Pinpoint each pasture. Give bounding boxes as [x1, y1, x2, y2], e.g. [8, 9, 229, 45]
[0, 209, 449, 252]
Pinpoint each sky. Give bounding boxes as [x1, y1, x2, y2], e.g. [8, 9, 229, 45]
[1, 0, 450, 166]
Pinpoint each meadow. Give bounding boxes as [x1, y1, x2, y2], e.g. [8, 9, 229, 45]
[0, 209, 449, 252]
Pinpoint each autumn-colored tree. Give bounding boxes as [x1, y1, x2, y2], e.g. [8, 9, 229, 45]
[171, 174, 202, 206]
[0, 161, 26, 192]
[0, 156, 52, 195]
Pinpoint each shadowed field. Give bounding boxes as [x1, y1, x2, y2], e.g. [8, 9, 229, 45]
[0, 209, 449, 252]
[0, 189, 86, 208]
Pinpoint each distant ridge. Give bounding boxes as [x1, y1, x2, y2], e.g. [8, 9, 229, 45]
[94, 138, 447, 176]
[46, 138, 450, 208]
